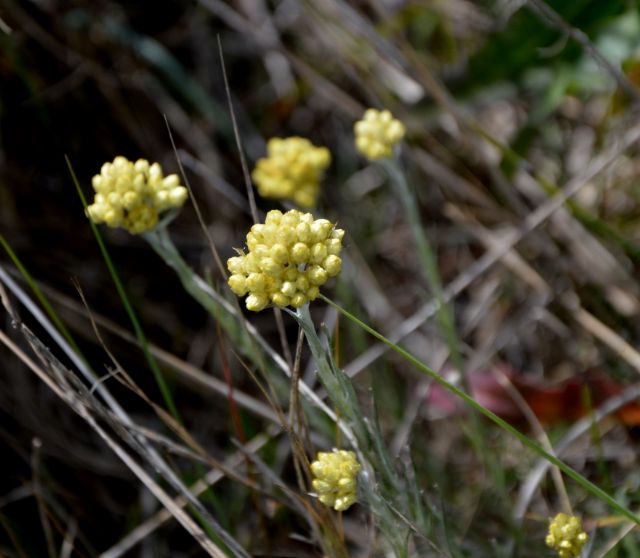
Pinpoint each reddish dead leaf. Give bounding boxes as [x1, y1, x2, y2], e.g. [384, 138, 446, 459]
[426, 367, 640, 427]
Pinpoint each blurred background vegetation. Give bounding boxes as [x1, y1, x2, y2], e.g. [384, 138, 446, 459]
[2, 0, 640, 556]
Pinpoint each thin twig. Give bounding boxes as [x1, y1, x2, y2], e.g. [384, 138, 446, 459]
[163, 115, 227, 278]
[217, 35, 259, 223]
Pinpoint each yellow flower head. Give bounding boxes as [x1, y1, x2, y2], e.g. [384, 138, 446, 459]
[87, 156, 188, 234]
[546, 513, 588, 558]
[227, 209, 344, 312]
[354, 108, 405, 161]
[252, 137, 331, 208]
[310, 449, 360, 512]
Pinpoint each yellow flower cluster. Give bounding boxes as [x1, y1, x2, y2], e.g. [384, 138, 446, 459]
[87, 156, 188, 234]
[227, 210, 343, 312]
[354, 108, 405, 160]
[252, 137, 331, 208]
[310, 449, 360, 512]
[545, 513, 588, 558]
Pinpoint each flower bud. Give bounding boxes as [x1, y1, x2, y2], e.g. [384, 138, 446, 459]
[87, 156, 188, 234]
[252, 137, 331, 208]
[354, 108, 405, 161]
[310, 449, 360, 512]
[226, 209, 344, 311]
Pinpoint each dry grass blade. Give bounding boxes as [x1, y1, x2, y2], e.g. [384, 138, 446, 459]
[6, 2, 640, 553]
[0, 326, 228, 558]
[99, 433, 273, 558]
[569, 303, 640, 374]
[0, 276, 251, 557]
[594, 521, 637, 558]
[515, 382, 640, 521]
[343, 119, 640, 379]
[217, 36, 258, 224]
[73, 280, 262, 493]
[164, 115, 227, 279]
[10, 272, 280, 423]
[59, 518, 78, 558]
[446, 204, 640, 376]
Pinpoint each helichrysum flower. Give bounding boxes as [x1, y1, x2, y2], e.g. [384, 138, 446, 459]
[252, 137, 331, 208]
[227, 209, 344, 312]
[546, 513, 588, 558]
[310, 449, 360, 512]
[354, 108, 405, 160]
[87, 156, 188, 234]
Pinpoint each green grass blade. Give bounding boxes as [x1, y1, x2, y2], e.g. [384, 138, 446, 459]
[65, 156, 181, 423]
[380, 157, 504, 494]
[0, 234, 83, 359]
[321, 294, 640, 525]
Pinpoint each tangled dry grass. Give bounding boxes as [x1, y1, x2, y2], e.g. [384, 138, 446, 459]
[2, 1, 640, 556]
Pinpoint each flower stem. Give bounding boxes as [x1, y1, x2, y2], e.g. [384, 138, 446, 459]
[321, 294, 640, 527]
[381, 157, 504, 493]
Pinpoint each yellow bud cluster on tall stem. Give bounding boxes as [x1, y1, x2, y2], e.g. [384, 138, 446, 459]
[227, 209, 344, 312]
[252, 137, 331, 208]
[354, 109, 405, 161]
[87, 156, 188, 234]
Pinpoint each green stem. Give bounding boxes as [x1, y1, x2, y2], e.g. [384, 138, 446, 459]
[143, 228, 264, 369]
[381, 158, 503, 493]
[67, 157, 180, 422]
[321, 294, 640, 526]
[292, 305, 414, 557]
[381, 158, 462, 372]
[292, 305, 368, 451]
